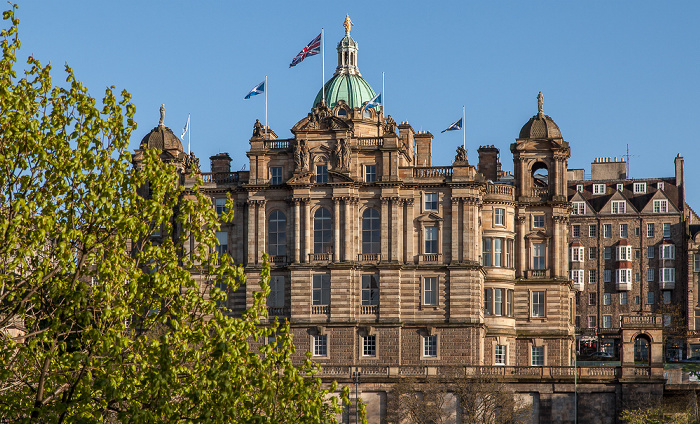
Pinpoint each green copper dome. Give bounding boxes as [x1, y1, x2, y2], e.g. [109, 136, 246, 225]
[312, 74, 376, 110]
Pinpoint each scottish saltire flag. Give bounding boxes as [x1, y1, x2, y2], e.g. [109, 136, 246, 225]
[244, 81, 265, 99]
[364, 93, 382, 111]
[180, 114, 190, 140]
[289, 33, 322, 68]
[441, 117, 463, 133]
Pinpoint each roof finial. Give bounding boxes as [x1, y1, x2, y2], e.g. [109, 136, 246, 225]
[344, 14, 353, 34]
[159, 104, 165, 126]
[537, 92, 544, 116]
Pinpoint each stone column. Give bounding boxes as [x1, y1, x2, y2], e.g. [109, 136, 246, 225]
[257, 200, 266, 264]
[396, 198, 403, 264]
[352, 198, 359, 261]
[344, 198, 352, 261]
[391, 198, 399, 262]
[405, 198, 415, 264]
[516, 215, 527, 277]
[462, 199, 470, 262]
[247, 201, 256, 265]
[293, 199, 301, 263]
[451, 197, 460, 264]
[304, 199, 311, 263]
[235, 201, 244, 264]
[381, 197, 389, 262]
[333, 197, 341, 262]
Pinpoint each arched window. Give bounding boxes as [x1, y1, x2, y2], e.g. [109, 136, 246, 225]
[314, 208, 332, 253]
[634, 335, 650, 364]
[268, 210, 286, 257]
[337, 109, 347, 117]
[362, 208, 380, 254]
[532, 162, 549, 187]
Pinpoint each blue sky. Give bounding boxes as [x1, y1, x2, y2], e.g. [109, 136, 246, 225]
[14, 1, 700, 205]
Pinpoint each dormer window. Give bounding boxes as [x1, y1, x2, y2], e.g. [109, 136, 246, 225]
[572, 202, 585, 215]
[657, 182, 665, 191]
[611, 201, 625, 214]
[634, 182, 646, 194]
[593, 184, 606, 195]
[616, 183, 624, 192]
[653, 200, 668, 213]
[576, 184, 583, 192]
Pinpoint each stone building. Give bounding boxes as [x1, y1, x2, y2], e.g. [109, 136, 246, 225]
[566, 156, 695, 361]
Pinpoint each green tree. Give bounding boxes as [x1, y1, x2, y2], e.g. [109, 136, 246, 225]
[0, 5, 350, 422]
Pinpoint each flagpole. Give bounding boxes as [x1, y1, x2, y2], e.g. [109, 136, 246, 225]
[382, 72, 385, 116]
[265, 75, 268, 139]
[462, 105, 465, 149]
[321, 28, 325, 105]
[188, 114, 191, 154]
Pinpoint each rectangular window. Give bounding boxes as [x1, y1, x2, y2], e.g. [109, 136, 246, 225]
[664, 291, 672, 304]
[493, 238, 503, 267]
[571, 247, 583, 262]
[588, 316, 597, 328]
[495, 345, 506, 365]
[270, 166, 283, 185]
[315, 165, 328, 183]
[532, 291, 545, 317]
[361, 274, 379, 305]
[695, 254, 700, 272]
[572, 202, 586, 215]
[647, 268, 655, 282]
[635, 227, 640, 237]
[423, 277, 437, 305]
[313, 335, 327, 357]
[312, 274, 331, 305]
[494, 288, 504, 316]
[635, 250, 641, 259]
[215, 198, 228, 216]
[589, 246, 597, 259]
[576, 184, 583, 192]
[506, 240, 514, 268]
[593, 184, 606, 195]
[653, 200, 668, 213]
[507, 289, 513, 317]
[660, 268, 675, 283]
[618, 246, 631, 261]
[424, 192, 438, 211]
[617, 183, 624, 192]
[660, 244, 675, 259]
[423, 335, 437, 357]
[603, 315, 612, 329]
[647, 246, 655, 258]
[494, 208, 505, 226]
[611, 201, 626, 214]
[589, 293, 597, 306]
[531, 346, 544, 366]
[363, 335, 376, 357]
[364, 165, 376, 183]
[620, 292, 628, 305]
[604, 224, 611, 238]
[424, 226, 438, 254]
[663, 223, 671, 238]
[216, 231, 228, 256]
[657, 182, 665, 191]
[604, 247, 611, 260]
[603, 293, 611, 305]
[634, 183, 647, 194]
[589, 225, 597, 237]
[604, 269, 611, 282]
[268, 276, 285, 308]
[620, 224, 628, 238]
[647, 291, 655, 305]
[572, 225, 580, 237]
[571, 270, 584, 286]
[532, 243, 545, 270]
[482, 238, 492, 266]
[617, 269, 632, 284]
[533, 215, 545, 228]
[484, 288, 492, 316]
[647, 223, 655, 238]
[589, 270, 597, 284]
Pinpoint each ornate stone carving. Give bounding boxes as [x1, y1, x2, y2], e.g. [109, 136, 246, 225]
[252, 119, 263, 137]
[344, 14, 354, 34]
[454, 145, 468, 163]
[294, 140, 309, 171]
[184, 151, 199, 172]
[159, 104, 165, 126]
[537, 91, 544, 116]
[384, 115, 397, 134]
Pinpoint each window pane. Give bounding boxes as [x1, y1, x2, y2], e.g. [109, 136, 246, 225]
[362, 208, 380, 254]
[425, 226, 438, 254]
[313, 208, 332, 253]
[361, 274, 379, 305]
[268, 210, 287, 256]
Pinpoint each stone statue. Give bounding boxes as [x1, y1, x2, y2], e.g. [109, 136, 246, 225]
[294, 140, 302, 170]
[455, 145, 468, 163]
[253, 119, 263, 137]
[159, 104, 165, 126]
[537, 91, 544, 115]
[344, 14, 354, 34]
[184, 151, 200, 172]
[384, 115, 397, 134]
[300, 140, 309, 171]
[341, 139, 351, 169]
[333, 141, 342, 168]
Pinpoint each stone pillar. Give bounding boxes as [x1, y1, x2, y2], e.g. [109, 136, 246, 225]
[352, 198, 359, 261]
[552, 216, 561, 277]
[462, 199, 471, 262]
[293, 199, 301, 263]
[333, 197, 341, 262]
[517, 215, 527, 277]
[247, 201, 256, 265]
[396, 198, 403, 263]
[304, 199, 311, 262]
[451, 197, 460, 264]
[381, 197, 389, 262]
[257, 200, 266, 264]
[344, 198, 352, 261]
[405, 198, 415, 264]
[391, 198, 399, 262]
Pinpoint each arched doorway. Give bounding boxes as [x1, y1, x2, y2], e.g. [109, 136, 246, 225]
[634, 335, 651, 364]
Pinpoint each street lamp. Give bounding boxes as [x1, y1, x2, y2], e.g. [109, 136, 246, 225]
[352, 367, 361, 423]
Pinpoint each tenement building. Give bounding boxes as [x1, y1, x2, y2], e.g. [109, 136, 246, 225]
[133, 18, 700, 424]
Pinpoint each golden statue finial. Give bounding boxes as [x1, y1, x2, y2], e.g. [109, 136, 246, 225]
[344, 14, 354, 34]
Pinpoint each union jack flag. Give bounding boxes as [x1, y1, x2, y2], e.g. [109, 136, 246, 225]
[289, 33, 321, 68]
